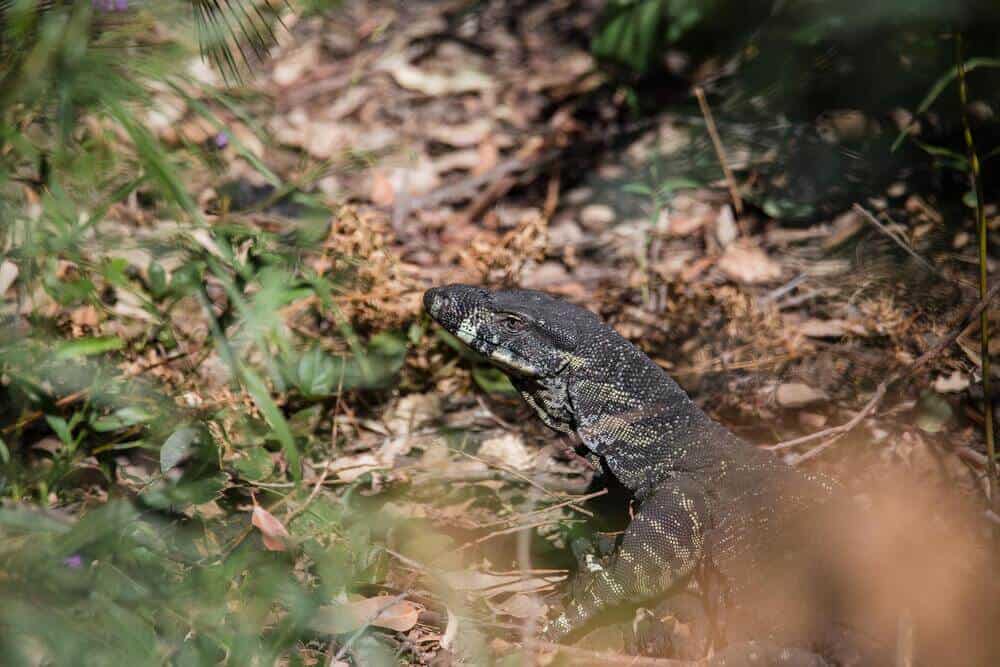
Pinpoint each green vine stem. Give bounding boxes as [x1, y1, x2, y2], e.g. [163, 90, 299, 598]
[956, 32, 999, 508]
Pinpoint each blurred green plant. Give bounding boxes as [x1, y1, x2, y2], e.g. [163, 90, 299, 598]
[0, 2, 426, 663]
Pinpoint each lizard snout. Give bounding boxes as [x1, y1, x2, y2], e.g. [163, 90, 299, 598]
[423, 287, 450, 319]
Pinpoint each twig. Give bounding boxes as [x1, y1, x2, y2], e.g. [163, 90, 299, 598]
[694, 86, 744, 219]
[957, 32, 998, 509]
[477, 489, 608, 529]
[455, 517, 583, 553]
[768, 279, 1000, 457]
[2, 390, 88, 435]
[851, 204, 943, 279]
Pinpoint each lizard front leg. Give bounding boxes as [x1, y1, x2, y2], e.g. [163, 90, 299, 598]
[542, 480, 709, 641]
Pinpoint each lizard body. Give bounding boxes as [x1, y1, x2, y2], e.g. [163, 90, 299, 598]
[424, 285, 840, 663]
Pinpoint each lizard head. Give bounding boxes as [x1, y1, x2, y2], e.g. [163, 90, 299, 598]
[423, 284, 582, 378]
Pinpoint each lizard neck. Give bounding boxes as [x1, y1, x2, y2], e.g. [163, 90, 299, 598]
[567, 331, 752, 497]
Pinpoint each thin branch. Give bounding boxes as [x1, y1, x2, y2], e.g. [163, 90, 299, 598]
[694, 86, 744, 219]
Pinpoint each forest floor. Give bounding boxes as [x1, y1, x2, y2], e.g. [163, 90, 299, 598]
[2, 1, 998, 665]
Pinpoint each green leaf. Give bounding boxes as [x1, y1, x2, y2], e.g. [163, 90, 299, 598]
[472, 366, 517, 396]
[91, 406, 156, 432]
[148, 261, 168, 299]
[241, 365, 301, 481]
[45, 415, 73, 446]
[140, 472, 229, 510]
[233, 446, 274, 481]
[0, 436, 9, 465]
[161, 426, 201, 474]
[55, 337, 123, 358]
[293, 347, 338, 398]
[916, 390, 953, 433]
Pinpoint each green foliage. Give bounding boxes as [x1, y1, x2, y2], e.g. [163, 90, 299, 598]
[0, 500, 344, 665]
[0, 2, 418, 664]
[593, 0, 717, 72]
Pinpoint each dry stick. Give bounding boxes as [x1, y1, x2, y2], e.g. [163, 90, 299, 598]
[851, 204, 944, 279]
[768, 279, 1000, 456]
[694, 86, 744, 220]
[455, 517, 582, 553]
[477, 488, 608, 529]
[957, 32, 998, 508]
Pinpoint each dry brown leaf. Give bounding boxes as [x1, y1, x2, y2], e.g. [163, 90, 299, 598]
[426, 119, 493, 147]
[474, 138, 500, 176]
[776, 383, 829, 408]
[478, 434, 536, 471]
[310, 597, 420, 634]
[329, 453, 382, 482]
[492, 593, 548, 619]
[370, 170, 396, 207]
[717, 242, 782, 284]
[934, 371, 969, 393]
[251, 503, 291, 551]
[800, 318, 866, 338]
[381, 54, 494, 96]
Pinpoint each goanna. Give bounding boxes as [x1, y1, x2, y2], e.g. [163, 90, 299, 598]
[424, 285, 841, 665]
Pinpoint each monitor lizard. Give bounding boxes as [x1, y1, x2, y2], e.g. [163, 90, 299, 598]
[424, 284, 851, 666]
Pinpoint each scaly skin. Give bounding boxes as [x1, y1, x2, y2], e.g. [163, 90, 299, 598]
[424, 285, 838, 663]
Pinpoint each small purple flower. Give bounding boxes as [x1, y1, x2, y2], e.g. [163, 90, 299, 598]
[63, 554, 84, 569]
[213, 131, 230, 149]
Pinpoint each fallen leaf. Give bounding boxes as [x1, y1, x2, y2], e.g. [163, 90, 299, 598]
[381, 54, 494, 96]
[384, 393, 442, 436]
[370, 170, 395, 207]
[715, 205, 738, 246]
[426, 119, 493, 147]
[579, 203, 615, 229]
[776, 383, 829, 408]
[478, 433, 536, 471]
[492, 593, 547, 619]
[272, 42, 320, 87]
[329, 453, 382, 482]
[310, 596, 420, 634]
[934, 371, 969, 393]
[800, 318, 866, 338]
[252, 503, 291, 551]
[717, 242, 783, 284]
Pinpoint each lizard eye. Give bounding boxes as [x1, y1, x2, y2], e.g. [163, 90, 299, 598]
[499, 316, 527, 334]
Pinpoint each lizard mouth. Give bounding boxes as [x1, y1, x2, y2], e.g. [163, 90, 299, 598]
[424, 285, 544, 377]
